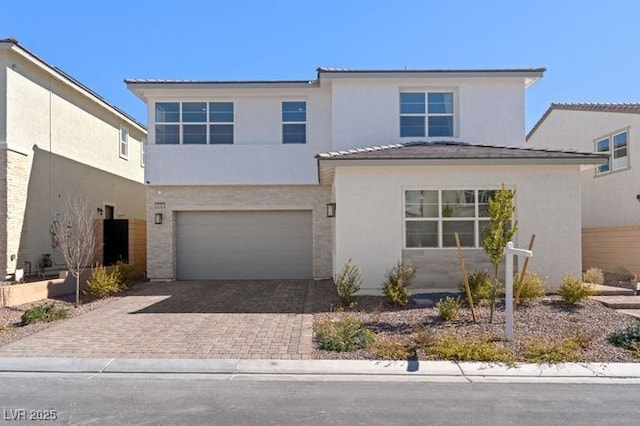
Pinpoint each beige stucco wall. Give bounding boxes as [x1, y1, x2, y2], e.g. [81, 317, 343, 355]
[332, 164, 583, 293]
[527, 110, 640, 228]
[146, 185, 332, 281]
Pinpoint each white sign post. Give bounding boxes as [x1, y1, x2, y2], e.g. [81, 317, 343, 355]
[505, 241, 533, 341]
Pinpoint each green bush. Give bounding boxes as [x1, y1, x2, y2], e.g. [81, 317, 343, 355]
[557, 274, 594, 305]
[334, 259, 362, 309]
[314, 316, 374, 352]
[85, 265, 125, 299]
[614, 266, 634, 282]
[523, 336, 581, 363]
[116, 261, 138, 289]
[371, 335, 416, 360]
[609, 322, 640, 354]
[423, 332, 513, 363]
[458, 270, 493, 303]
[514, 270, 546, 305]
[20, 302, 68, 325]
[582, 267, 604, 285]
[436, 296, 460, 321]
[382, 261, 415, 306]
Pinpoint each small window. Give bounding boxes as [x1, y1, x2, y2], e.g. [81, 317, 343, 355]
[119, 126, 128, 159]
[140, 139, 145, 168]
[595, 130, 629, 175]
[282, 101, 306, 144]
[400, 92, 454, 138]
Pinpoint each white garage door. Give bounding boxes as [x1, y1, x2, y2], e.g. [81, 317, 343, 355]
[176, 211, 313, 280]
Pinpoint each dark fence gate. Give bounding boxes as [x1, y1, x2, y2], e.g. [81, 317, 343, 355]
[103, 219, 129, 265]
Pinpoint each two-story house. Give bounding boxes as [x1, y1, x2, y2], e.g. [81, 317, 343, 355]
[527, 103, 640, 275]
[0, 39, 147, 280]
[127, 68, 604, 292]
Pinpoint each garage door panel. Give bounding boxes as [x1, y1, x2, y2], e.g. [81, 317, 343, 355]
[176, 211, 313, 279]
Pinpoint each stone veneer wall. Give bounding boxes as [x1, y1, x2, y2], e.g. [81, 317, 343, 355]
[5, 149, 29, 276]
[147, 185, 332, 281]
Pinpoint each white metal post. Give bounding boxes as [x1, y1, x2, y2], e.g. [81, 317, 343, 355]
[505, 241, 533, 341]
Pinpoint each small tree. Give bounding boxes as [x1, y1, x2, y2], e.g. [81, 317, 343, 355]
[51, 197, 96, 307]
[481, 185, 518, 322]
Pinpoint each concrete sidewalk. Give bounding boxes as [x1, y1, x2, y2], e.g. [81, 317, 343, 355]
[1, 357, 639, 383]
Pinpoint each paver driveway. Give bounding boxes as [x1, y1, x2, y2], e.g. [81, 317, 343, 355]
[0, 280, 336, 359]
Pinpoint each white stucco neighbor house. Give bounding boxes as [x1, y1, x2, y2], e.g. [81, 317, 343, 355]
[527, 103, 640, 274]
[127, 68, 604, 293]
[0, 39, 148, 280]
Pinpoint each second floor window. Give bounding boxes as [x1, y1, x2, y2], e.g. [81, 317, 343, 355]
[155, 102, 234, 145]
[595, 130, 628, 175]
[282, 101, 306, 144]
[119, 126, 129, 159]
[400, 92, 454, 138]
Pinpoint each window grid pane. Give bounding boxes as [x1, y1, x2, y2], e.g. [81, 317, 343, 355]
[155, 102, 180, 122]
[182, 102, 207, 123]
[209, 102, 234, 123]
[183, 124, 207, 144]
[210, 124, 234, 144]
[283, 124, 306, 144]
[155, 124, 179, 144]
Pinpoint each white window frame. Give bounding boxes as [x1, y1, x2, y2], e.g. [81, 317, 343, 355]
[119, 126, 128, 159]
[403, 188, 508, 249]
[154, 101, 234, 145]
[399, 90, 456, 138]
[140, 139, 145, 168]
[282, 101, 307, 144]
[594, 128, 629, 176]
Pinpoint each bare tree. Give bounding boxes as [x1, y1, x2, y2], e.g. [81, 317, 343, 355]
[51, 197, 96, 307]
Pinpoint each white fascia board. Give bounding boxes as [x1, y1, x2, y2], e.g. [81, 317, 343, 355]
[318, 157, 607, 167]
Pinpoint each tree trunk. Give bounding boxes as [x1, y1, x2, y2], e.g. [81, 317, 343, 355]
[489, 263, 499, 323]
[75, 273, 80, 308]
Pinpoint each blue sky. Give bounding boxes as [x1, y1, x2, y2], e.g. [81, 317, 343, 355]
[4, 0, 639, 131]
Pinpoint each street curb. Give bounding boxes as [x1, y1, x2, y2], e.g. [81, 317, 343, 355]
[0, 358, 639, 382]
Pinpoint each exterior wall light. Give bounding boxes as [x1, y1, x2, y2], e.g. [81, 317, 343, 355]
[154, 213, 163, 225]
[326, 203, 336, 218]
[97, 207, 104, 216]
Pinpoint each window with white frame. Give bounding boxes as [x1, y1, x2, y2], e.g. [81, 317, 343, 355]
[140, 139, 145, 168]
[404, 189, 504, 248]
[595, 129, 628, 175]
[154, 102, 234, 145]
[119, 126, 129, 159]
[282, 101, 306, 144]
[400, 92, 454, 138]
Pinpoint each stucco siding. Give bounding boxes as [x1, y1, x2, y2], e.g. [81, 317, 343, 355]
[333, 164, 582, 293]
[146, 185, 332, 280]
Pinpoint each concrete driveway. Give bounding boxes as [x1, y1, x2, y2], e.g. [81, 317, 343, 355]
[0, 280, 336, 359]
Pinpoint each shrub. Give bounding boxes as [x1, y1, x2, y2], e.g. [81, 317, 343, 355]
[614, 266, 634, 282]
[514, 270, 546, 305]
[85, 264, 124, 299]
[582, 267, 604, 285]
[557, 274, 594, 305]
[371, 335, 416, 360]
[423, 331, 513, 363]
[436, 296, 460, 321]
[116, 261, 138, 289]
[314, 316, 374, 352]
[382, 261, 415, 306]
[458, 270, 493, 303]
[334, 259, 362, 309]
[20, 302, 68, 325]
[609, 322, 640, 354]
[523, 336, 581, 364]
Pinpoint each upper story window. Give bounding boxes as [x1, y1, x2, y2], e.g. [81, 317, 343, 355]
[282, 101, 306, 144]
[404, 189, 503, 248]
[400, 92, 454, 138]
[155, 102, 234, 145]
[119, 126, 129, 159]
[140, 139, 145, 168]
[595, 129, 628, 175]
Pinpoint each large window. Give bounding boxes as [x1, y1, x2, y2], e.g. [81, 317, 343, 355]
[404, 189, 503, 248]
[282, 101, 306, 144]
[595, 129, 628, 175]
[154, 102, 234, 145]
[400, 92, 454, 138]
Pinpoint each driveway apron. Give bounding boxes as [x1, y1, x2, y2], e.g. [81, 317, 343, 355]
[0, 280, 336, 359]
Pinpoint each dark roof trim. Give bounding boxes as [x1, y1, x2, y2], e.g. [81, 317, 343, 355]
[1, 38, 146, 131]
[527, 103, 640, 141]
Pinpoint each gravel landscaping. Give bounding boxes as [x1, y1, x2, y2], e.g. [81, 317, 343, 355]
[313, 294, 640, 362]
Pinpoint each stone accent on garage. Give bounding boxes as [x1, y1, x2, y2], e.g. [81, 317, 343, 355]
[147, 185, 332, 281]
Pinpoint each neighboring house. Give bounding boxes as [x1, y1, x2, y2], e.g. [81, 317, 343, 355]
[127, 68, 603, 293]
[527, 103, 640, 274]
[0, 39, 147, 280]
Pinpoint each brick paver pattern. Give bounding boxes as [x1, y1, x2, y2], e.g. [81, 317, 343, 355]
[0, 280, 336, 359]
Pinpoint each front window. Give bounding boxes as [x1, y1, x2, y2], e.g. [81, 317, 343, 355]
[404, 189, 501, 248]
[154, 102, 234, 145]
[595, 129, 629, 175]
[282, 101, 306, 144]
[119, 126, 128, 159]
[400, 92, 454, 138]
